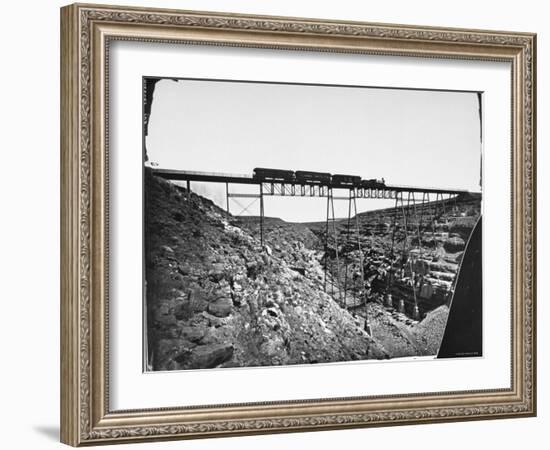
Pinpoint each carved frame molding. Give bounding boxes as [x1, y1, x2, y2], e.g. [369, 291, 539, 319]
[60, 3, 536, 446]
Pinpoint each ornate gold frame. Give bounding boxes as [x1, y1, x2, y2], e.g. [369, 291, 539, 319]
[60, 3, 536, 446]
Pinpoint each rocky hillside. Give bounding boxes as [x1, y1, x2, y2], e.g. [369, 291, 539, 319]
[306, 192, 481, 317]
[144, 171, 479, 371]
[145, 171, 387, 371]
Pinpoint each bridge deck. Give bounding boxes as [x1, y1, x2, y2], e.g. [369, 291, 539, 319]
[152, 168, 478, 196]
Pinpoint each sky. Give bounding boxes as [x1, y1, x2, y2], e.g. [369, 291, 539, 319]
[146, 78, 481, 222]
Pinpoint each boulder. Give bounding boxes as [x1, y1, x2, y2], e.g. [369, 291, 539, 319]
[208, 297, 233, 317]
[174, 292, 208, 320]
[201, 311, 228, 327]
[180, 326, 207, 343]
[190, 344, 234, 368]
[208, 263, 225, 282]
[215, 282, 232, 300]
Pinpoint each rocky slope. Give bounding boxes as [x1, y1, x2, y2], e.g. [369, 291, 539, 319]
[306, 192, 481, 318]
[144, 171, 480, 371]
[145, 171, 387, 371]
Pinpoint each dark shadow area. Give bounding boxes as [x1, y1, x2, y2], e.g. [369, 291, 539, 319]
[438, 216, 482, 358]
[33, 425, 59, 441]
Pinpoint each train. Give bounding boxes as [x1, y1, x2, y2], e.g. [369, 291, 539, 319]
[295, 170, 332, 185]
[252, 167, 295, 182]
[332, 174, 362, 186]
[361, 178, 386, 189]
[252, 167, 385, 188]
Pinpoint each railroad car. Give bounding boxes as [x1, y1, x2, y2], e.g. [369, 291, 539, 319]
[253, 167, 295, 182]
[295, 170, 332, 185]
[332, 174, 362, 186]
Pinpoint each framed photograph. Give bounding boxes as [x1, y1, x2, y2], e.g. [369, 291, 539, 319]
[60, 3, 536, 446]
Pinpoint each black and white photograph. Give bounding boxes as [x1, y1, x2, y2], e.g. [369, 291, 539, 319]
[143, 77, 483, 372]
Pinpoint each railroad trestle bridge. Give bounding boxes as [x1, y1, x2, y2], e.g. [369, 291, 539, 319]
[152, 167, 478, 334]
